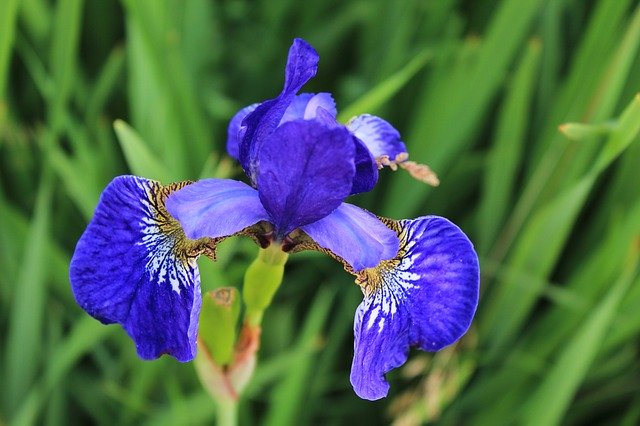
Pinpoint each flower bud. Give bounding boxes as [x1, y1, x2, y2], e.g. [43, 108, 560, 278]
[199, 287, 241, 366]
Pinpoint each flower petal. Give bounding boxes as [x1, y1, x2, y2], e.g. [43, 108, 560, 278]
[227, 103, 259, 160]
[300, 203, 398, 271]
[350, 216, 479, 400]
[257, 120, 355, 237]
[280, 93, 315, 123]
[347, 114, 407, 159]
[303, 93, 337, 119]
[351, 288, 411, 400]
[280, 92, 337, 123]
[350, 136, 379, 194]
[165, 178, 270, 240]
[69, 176, 215, 362]
[240, 39, 319, 181]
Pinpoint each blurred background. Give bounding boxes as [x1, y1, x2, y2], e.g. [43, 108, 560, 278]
[2, 0, 640, 424]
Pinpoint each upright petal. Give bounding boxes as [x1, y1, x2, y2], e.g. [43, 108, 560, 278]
[350, 136, 379, 194]
[280, 93, 315, 123]
[279, 92, 337, 123]
[347, 114, 407, 159]
[257, 120, 355, 237]
[303, 93, 337, 119]
[165, 178, 270, 240]
[69, 176, 216, 362]
[227, 103, 259, 160]
[300, 203, 398, 272]
[240, 39, 319, 181]
[350, 216, 479, 400]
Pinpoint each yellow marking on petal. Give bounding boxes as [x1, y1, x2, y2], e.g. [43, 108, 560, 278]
[142, 180, 219, 265]
[355, 218, 408, 297]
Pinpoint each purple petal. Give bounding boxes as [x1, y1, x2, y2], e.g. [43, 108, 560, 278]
[240, 39, 319, 181]
[303, 93, 337, 119]
[257, 120, 355, 237]
[165, 178, 269, 240]
[280, 93, 315, 123]
[347, 114, 408, 159]
[280, 92, 337, 124]
[301, 203, 398, 271]
[350, 136, 379, 194]
[69, 176, 207, 362]
[227, 103, 259, 160]
[350, 216, 479, 400]
[351, 289, 411, 400]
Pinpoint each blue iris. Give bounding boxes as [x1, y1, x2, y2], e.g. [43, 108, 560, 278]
[69, 39, 479, 401]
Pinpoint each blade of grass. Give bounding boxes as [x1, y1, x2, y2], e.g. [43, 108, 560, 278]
[4, 167, 53, 415]
[490, 2, 640, 264]
[0, 0, 20, 111]
[264, 287, 336, 426]
[519, 242, 639, 426]
[113, 119, 173, 182]
[48, 0, 83, 131]
[383, 0, 546, 217]
[482, 93, 640, 356]
[337, 48, 432, 122]
[11, 317, 115, 426]
[477, 39, 541, 253]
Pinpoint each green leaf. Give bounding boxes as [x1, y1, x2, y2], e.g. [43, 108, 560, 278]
[113, 119, 172, 182]
[337, 48, 432, 122]
[519, 244, 639, 426]
[4, 169, 53, 415]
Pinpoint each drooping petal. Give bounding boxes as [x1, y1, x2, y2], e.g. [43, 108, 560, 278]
[69, 176, 216, 362]
[351, 288, 411, 400]
[257, 120, 355, 237]
[300, 203, 398, 272]
[240, 39, 320, 181]
[165, 178, 270, 240]
[350, 216, 479, 400]
[347, 114, 408, 159]
[227, 103, 259, 160]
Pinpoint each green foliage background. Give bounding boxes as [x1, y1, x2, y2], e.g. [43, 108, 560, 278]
[2, 0, 640, 424]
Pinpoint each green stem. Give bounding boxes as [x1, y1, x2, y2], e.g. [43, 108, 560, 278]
[243, 245, 289, 326]
[216, 398, 238, 426]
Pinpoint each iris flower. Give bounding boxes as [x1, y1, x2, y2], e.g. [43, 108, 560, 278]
[69, 39, 479, 401]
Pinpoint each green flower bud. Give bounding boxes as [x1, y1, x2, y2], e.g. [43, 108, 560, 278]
[199, 287, 241, 366]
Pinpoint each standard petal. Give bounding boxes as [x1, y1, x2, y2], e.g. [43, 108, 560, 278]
[300, 203, 398, 272]
[350, 136, 379, 194]
[165, 178, 270, 240]
[240, 39, 320, 181]
[257, 120, 355, 237]
[69, 176, 214, 362]
[280, 93, 314, 123]
[347, 114, 408, 159]
[280, 92, 338, 123]
[350, 216, 479, 400]
[227, 103, 259, 160]
[303, 93, 337, 119]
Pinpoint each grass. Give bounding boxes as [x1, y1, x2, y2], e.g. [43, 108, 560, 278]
[1, 0, 639, 424]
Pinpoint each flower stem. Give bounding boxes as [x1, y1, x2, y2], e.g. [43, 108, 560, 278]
[216, 397, 238, 426]
[243, 245, 289, 326]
